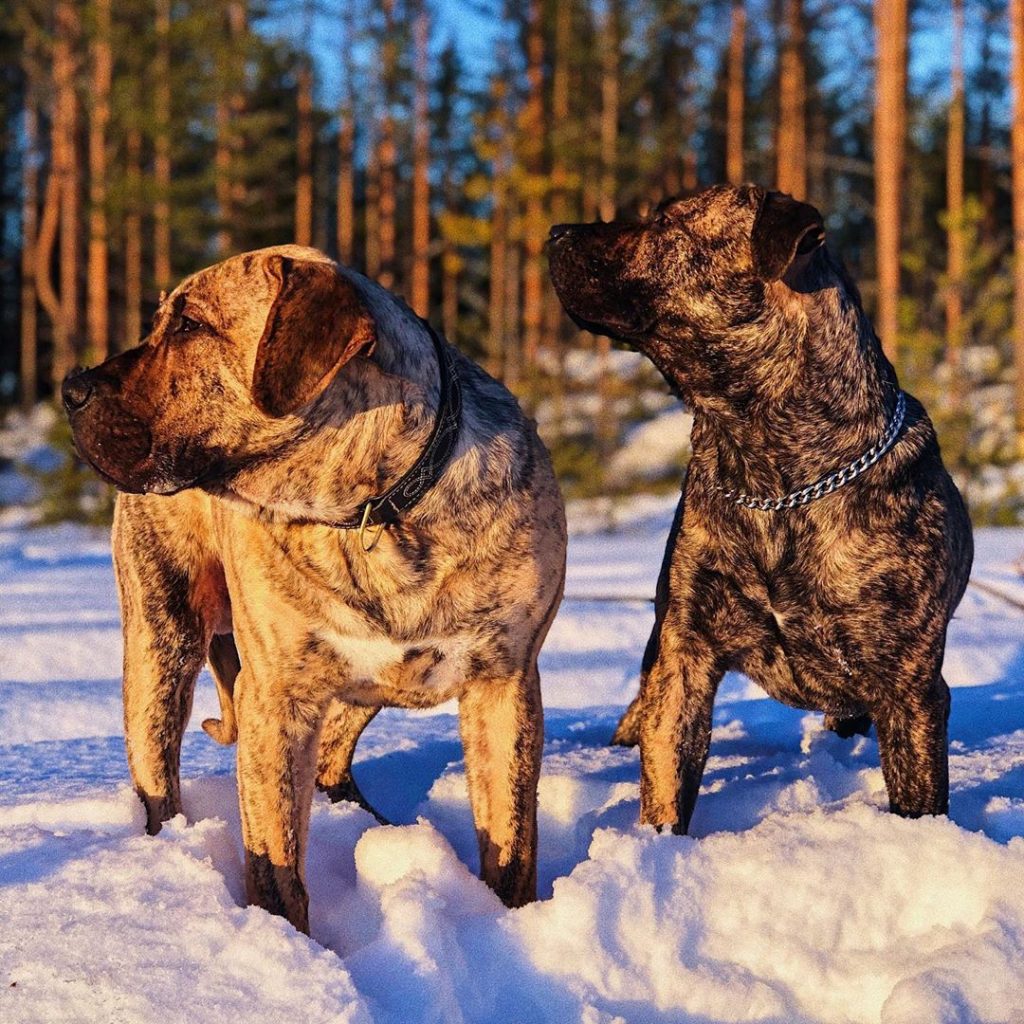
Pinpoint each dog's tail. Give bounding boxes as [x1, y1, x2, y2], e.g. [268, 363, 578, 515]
[202, 632, 239, 745]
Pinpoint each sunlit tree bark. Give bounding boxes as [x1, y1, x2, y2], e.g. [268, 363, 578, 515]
[410, 0, 431, 317]
[154, 0, 172, 290]
[124, 127, 143, 349]
[377, 0, 398, 288]
[1012, 0, 1024, 453]
[20, 89, 38, 409]
[945, 0, 965, 386]
[726, 0, 746, 185]
[776, 0, 807, 198]
[873, 0, 907, 363]
[294, 1, 315, 247]
[87, 0, 112, 362]
[520, 0, 545, 367]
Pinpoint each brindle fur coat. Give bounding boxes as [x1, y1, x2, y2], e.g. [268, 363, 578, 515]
[548, 185, 972, 833]
[63, 246, 566, 931]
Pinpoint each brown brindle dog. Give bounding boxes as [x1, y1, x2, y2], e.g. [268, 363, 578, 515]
[548, 185, 972, 833]
[63, 246, 566, 932]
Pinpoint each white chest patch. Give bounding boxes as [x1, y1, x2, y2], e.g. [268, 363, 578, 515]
[316, 627, 474, 692]
[323, 632, 407, 682]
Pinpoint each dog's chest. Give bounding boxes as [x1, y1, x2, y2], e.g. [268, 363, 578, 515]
[725, 527, 884, 708]
[314, 622, 480, 706]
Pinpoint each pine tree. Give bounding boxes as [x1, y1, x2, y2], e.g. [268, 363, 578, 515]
[86, 0, 112, 363]
[776, 0, 806, 198]
[1012, 0, 1024, 454]
[873, 0, 907, 363]
[726, 0, 746, 185]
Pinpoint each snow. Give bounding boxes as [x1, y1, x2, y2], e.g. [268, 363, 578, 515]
[2, 499, 1024, 1023]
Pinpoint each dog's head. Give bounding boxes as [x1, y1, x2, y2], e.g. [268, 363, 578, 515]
[547, 185, 827, 400]
[63, 247, 377, 494]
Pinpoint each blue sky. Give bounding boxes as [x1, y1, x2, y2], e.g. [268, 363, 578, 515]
[278, 0, 1004, 132]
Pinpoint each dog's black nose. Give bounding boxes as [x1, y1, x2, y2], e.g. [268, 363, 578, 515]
[548, 223, 574, 243]
[61, 371, 95, 413]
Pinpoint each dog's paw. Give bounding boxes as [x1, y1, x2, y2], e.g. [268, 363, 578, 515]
[823, 712, 872, 739]
[317, 775, 390, 825]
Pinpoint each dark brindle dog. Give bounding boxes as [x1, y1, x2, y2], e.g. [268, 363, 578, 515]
[548, 185, 972, 832]
[63, 246, 566, 931]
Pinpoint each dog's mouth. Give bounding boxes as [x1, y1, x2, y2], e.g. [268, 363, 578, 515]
[548, 223, 655, 342]
[69, 408, 219, 497]
[563, 307, 652, 343]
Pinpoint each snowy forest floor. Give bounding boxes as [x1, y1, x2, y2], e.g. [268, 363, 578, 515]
[2, 495, 1024, 1024]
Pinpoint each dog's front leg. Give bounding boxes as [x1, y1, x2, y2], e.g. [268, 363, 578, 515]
[638, 635, 721, 834]
[874, 673, 950, 817]
[114, 504, 208, 835]
[458, 667, 543, 907]
[236, 673, 322, 933]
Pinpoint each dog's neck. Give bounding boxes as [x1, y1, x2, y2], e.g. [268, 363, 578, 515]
[220, 274, 443, 526]
[693, 257, 900, 498]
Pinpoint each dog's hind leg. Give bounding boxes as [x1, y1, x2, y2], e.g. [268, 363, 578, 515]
[202, 633, 240, 745]
[874, 673, 950, 817]
[315, 701, 388, 823]
[611, 694, 643, 747]
[459, 665, 543, 907]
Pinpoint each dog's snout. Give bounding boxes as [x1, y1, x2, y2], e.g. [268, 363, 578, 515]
[62, 370, 96, 413]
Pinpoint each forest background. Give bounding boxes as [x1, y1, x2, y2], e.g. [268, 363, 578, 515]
[2, 0, 1023, 523]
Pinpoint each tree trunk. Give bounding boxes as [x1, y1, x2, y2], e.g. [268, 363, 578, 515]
[87, 0, 112, 363]
[124, 127, 143, 349]
[294, 2, 315, 248]
[215, 92, 232, 256]
[1012, 0, 1024, 454]
[488, 177, 508, 379]
[599, 4, 619, 224]
[377, 0, 397, 289]
[488, 75, 511, 380]
[410, 0, 431, 317]
[520, 0, 545, 368]
[543, 0, 571, 379]
[295, 57, 314, 246]
[726, 0, 746, 185]
[365, 134, 380, 279]
[20, 93, 38, 410]
[504, 197, 522, 388]
[776, 0, 807, 198]
[215, 2, 246, 256]
[154, 0, 172, 289]
[945, 0, 965, 385]
[873, 0, 907, 363]
[441, 249, 459, 341]
[597, 1, 621, 454]
[337, 114, 355, 264]
[50, 0, 80, 385]
[336, 3, 355, 265]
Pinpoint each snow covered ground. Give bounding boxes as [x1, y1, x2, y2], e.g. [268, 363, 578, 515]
[2, 496, 1024, 1024]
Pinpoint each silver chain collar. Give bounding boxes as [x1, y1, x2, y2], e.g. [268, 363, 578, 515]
[717, 390, 907, 512]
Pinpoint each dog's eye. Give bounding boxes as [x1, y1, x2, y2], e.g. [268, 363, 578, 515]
[175, 315, 205, 335]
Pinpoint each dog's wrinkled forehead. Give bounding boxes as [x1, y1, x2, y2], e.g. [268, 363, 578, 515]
[656, 183, 760, 231]
[160, 245, 335, 343]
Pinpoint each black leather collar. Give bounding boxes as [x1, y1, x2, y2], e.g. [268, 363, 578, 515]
[334, 321, 463, 530]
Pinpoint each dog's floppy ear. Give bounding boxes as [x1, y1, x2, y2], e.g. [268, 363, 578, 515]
[252, 255, 377, 417]
[750, 191, 825, 282]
